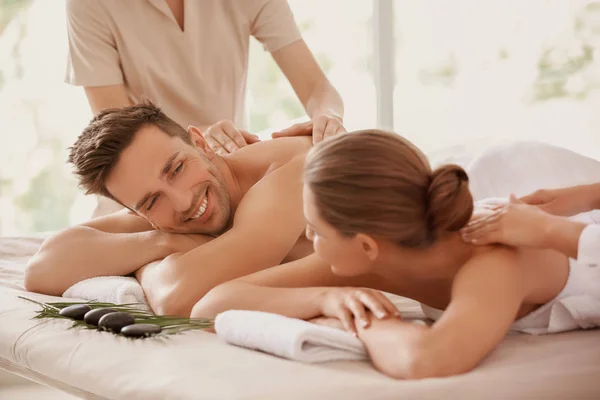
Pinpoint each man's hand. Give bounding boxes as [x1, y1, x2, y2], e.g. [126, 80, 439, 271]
[461, 194, 554, 247]
[202, 120, 260, 155]
[166, 232, 214, 254]
[520, 184, 600, 216]
[271, 114, 346, 144]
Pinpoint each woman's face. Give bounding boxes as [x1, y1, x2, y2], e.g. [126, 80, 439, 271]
[303, 185, 373, 276]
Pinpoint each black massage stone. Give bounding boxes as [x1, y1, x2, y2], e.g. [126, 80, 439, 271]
[98, 312, 135, 333]
[59, 304, 92, 320]
[83, 308, 118, 326]
[120, 324, 162, 338]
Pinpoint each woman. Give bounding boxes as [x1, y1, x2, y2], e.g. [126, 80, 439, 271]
[192, 130, 598, 379]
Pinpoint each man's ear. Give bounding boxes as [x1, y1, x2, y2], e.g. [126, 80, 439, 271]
[354, 233, 380, 261]
[187, 126, 214, 157]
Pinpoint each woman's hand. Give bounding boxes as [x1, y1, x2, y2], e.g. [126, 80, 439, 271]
[318, 288, 399, 335]
[461, 194, 554, 247]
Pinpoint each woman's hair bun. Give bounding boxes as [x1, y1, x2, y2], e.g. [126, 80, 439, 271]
[426, 164, 473, 233]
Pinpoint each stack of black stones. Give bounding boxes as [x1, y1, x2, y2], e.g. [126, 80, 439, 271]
[59, 304, 162, 338]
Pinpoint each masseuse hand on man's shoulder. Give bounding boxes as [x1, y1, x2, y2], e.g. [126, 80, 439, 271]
[202, 113, 346, 155]
[271, 113, 346, 144]
[202, 119, 261, 155]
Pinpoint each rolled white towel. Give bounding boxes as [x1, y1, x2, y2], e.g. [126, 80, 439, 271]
[63, 276, 150, 311]
[215, 310, 368, 363]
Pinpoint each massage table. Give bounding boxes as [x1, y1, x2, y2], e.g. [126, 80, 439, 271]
[1, 141, 600, 399]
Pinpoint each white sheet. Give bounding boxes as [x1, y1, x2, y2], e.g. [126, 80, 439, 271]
[2, 237, 599, 399]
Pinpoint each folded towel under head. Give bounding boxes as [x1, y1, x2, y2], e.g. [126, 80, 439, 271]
[63, 276, 150, 311]
[215, 310, 368, 363]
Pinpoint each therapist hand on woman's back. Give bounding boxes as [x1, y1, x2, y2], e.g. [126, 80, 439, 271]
[461, 182, 600, 259]
[462, 183, 600, 247]
[460, 194, 553, 247]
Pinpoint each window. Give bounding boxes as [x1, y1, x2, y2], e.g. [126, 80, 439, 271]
[392, 0, 600, 161]
[247, 0, 376, 134]
[0, 0, 597, 235]
[0, 0, 94, 235]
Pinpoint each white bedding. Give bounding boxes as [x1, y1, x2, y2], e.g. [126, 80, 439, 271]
[1, 141, 600, 399]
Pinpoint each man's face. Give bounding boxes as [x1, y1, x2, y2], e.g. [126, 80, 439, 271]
[105, 125, 231, 234]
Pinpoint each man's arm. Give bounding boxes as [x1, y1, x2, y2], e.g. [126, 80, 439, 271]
[24, 210, 209, 296]
[84, 84, 132, 115]
[357, 249, 524, 379]
[190, 253, 391, 319]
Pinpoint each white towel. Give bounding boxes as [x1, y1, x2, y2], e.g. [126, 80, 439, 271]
[63, 276, 150, 311]
[214, 310, 368, 363]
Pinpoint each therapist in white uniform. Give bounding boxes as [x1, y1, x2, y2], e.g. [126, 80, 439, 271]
[461, 183, 600, 265]
[65, 0, 346, 217]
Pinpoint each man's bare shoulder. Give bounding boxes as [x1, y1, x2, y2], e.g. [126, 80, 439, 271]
[233, 144, 306, 227]
[262, 136, 312, 167]
[230, 137, 312, 177]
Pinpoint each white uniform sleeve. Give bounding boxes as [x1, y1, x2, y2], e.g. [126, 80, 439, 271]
[243, 0, 302, 53]
[64, 0, 123, 87]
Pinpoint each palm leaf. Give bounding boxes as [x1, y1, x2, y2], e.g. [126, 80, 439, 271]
[19, 296, 214, 339]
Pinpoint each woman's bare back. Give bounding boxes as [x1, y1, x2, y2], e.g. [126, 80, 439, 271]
[384, 245, 570, 322]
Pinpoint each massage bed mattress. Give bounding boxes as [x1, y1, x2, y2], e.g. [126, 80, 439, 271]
[2, 141, 600, 399]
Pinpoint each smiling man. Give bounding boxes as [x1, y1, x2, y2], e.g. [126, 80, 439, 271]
[25, 102, 316, 316]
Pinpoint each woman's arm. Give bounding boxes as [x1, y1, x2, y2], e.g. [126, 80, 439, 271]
[191, 253, 338, 318]
[356, 248, 525, 379]
[191, 253, 391, 320]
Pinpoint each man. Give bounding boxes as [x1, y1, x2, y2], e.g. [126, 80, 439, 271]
[66, 0, 346, 216]
[25, 102, 320, 316]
